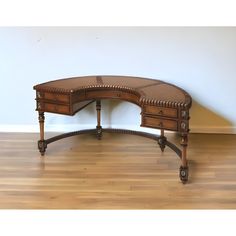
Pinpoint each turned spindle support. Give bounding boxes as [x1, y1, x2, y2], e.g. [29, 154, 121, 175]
[179, 133, 189, 183]
[38, 111, 47, 156]
[96, 100, 102, 139]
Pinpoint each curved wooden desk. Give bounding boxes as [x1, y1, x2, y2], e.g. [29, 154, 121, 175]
[33, 75, 192, 183]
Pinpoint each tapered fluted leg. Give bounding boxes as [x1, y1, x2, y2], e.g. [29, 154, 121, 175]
[38, 111, 47, 156]
[96, 100, 102, 139]
[179, 133, 188, 183]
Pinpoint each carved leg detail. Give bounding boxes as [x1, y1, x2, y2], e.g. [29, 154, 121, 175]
[38, 111, 47, 155]
[38, 140, 47, 156]
[158, 129, 166, 152]
[96, 100, 102, 140]
[180, 133, 188, 183]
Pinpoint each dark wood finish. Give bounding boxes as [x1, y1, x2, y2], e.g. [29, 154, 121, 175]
[34, 75, 192, 183]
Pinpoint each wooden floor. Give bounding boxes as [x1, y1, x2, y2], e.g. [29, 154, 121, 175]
[0, 132, 236, 209]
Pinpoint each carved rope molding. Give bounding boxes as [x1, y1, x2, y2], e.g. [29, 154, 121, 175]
[34, 84, 191, 109]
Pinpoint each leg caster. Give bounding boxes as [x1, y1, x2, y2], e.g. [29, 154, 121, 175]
[38, 140, 47, 156]
[179, 165, 189, 184]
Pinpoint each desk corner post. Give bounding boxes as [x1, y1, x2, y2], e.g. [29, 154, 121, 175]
[96, 100, 102, 140]
[180, 132, 189, 183]
[38, 111, 47, 156]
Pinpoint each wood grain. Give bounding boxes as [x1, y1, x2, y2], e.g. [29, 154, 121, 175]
[0, 132, 236, 209]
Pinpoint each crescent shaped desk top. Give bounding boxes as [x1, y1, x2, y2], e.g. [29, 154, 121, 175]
[33, 75, 192, 183]
[34, 75, 192, 109]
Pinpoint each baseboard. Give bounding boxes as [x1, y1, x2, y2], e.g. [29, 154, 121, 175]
[0, 124, 93, 133]
[0, 124, 235, 134]
[0, 124, 161, 135]
[0, 125, 40, 133]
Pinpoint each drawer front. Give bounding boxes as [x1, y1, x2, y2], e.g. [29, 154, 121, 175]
[44, 92, 70, 103]
[72, 91, 86, 102]
[44, 103, 70, 114]
[85, 90, 139, 104]
[143, 105, 177, 118]
[142, 116, 178, 131]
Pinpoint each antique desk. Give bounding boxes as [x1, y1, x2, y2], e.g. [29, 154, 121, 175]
[34, 76, 192, 183]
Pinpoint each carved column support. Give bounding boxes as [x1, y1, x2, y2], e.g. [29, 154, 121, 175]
[96, 100, 102, 140]
[179, 133, 189, 183]
[38, 111, 47, 156]
[158, 129, 167, 152]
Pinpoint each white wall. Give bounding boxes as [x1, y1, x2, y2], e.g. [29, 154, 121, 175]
[0, 27, 236, 133]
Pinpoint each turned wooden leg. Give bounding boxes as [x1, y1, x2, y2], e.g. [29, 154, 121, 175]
[96, 100, 102, 139]
[158, 129, 167, 152]
[179, 133, 189, 183]
[38, 111, 47, 156]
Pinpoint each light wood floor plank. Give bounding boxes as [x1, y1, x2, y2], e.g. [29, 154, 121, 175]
[0, 132, 236, 209]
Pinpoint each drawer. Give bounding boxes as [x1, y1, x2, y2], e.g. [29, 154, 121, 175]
[85, 90, 139, 104]
[143, 105, 177, 118]
[44, 103, 70, 114]
[142, 116, 178, 131]
[44, 92, 70, 103]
